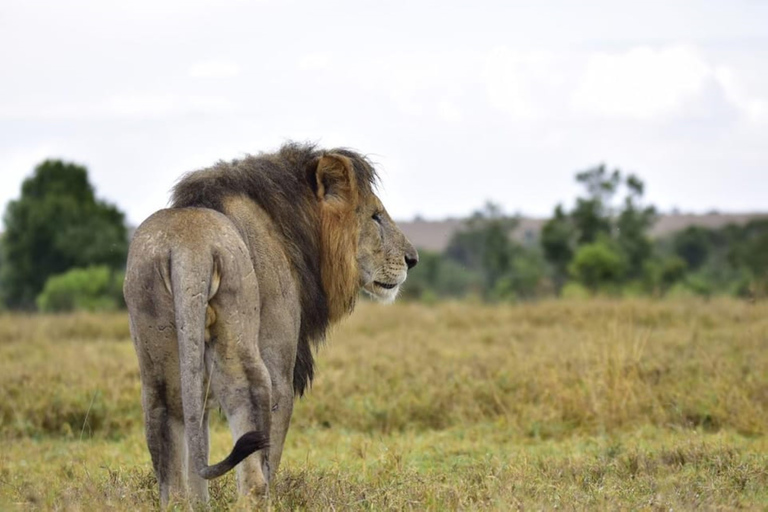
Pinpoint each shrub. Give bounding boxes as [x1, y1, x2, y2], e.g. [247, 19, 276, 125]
[36, 266, 125, 312]
[561, 282, 590, 299]
[401, 250, 484, 300]
[642, 256, 688, 296]
[568, 239, 627, 292]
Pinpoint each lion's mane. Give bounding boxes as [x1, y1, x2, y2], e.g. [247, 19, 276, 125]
[170, 142, 378, 395]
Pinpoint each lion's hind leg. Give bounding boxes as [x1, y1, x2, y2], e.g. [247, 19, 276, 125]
[127, 292, 193, 507]
[140, 373, 189, 508]
[127, 264, 210, 507]
[185, 405, 210, 503]
[207, 251, 272, 498]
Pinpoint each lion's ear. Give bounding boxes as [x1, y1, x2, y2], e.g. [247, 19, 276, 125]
[314, 154, 357, 205]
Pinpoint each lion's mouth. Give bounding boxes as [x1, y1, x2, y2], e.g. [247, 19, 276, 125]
[374, 281, 398, 290]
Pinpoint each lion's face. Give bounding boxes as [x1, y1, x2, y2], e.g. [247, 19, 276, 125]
[314, 152, 417, 317]
[356, 194, 418, 303]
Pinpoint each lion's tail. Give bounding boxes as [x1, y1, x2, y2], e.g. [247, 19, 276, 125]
[170, 249, 269, 481]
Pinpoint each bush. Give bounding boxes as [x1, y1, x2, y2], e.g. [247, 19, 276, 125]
[36, 266, 125, 312]
[568, 239, 627, 292]
[401, 250, 484, 300]
[560, 282, 590, 299]
[622, 280, 648, 298]
[666, 282, 698, 299]
[491, 248, 550, 301]
[682, 273, 714, 297]
[642, 256, 688, 296]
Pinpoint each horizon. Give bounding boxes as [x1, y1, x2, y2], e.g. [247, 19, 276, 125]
[2, 155, 768, 228]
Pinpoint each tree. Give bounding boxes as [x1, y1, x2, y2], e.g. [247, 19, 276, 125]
[444, 202, 520, 291]
[572, 165, 620, 244]
[492, 245, 549, 300]
[400, 250, 483, 300]
[0, 160, 128, 309]
[541, 165, 657, 292]
[568, 238, 626, 292]
[615, 174, 656, 279]
[643, 255, 688, 295]
[541, 204, 576, 290]
[444, 202, 549, 299]
[672, 226, 712, 271]
[727, 220, 768, 282]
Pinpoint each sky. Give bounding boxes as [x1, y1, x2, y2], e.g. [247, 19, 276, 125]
[1, 0, 767, 226]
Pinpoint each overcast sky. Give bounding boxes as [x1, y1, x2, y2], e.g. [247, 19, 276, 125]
[1, 0, 766, 226]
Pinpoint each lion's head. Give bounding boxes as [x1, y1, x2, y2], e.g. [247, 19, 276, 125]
[311, 152, 418, 320]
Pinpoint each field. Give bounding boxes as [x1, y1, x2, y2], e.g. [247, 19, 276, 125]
[1, 299, 767, 510]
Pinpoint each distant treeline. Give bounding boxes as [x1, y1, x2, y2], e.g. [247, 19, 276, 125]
[1, 160, 766, 312]
[403, 166, 768, 301]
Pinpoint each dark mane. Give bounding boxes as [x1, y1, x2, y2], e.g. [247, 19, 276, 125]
[170, 141, 377, 396]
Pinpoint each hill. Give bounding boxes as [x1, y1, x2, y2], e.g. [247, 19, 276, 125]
[399, 212, 768, 252]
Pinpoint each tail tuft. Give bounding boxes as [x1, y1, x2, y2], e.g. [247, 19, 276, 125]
[199, 430, 270, 480]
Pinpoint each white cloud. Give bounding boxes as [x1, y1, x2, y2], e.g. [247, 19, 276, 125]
[298, 52, 333, 71]
[188, 60, 241, 78]
[714, 66, 768, 125]
[186, 95, 236, 115]
[0, 95, 235, 121]
[571, 45, 716, 120]
[335, 51, 476, 117]
[106, 94, 236, 118]
[483, 48, 562, 119]
[437, 97, 462, 123]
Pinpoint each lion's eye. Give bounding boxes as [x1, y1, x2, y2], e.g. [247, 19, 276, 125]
[372, 212, 382, 224]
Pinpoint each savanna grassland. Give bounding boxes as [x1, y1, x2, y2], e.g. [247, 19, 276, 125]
[1, 299, 767, 510]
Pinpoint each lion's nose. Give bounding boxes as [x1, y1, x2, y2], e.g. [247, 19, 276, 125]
[405, 250, 419, 270]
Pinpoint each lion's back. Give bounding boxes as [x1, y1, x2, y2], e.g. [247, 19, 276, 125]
[124, 207, 254, 326]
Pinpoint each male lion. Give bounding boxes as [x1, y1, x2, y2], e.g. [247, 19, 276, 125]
[123, 142, 417, 506]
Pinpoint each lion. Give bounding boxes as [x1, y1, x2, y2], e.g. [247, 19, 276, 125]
[123, 142, 418, 507]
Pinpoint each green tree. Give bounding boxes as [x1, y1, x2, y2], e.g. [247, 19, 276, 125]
[643, 255, 688, 295]
[492, 245, 550, 300]
[0, 160, 128, 309]
[672, 226, 712, 271]
[568, 238, 626, 292]
[444, 202, 549, 299]
[444, 202, 519, 291]
[616, 175, 656, 279]
[572, 165, 620, 244]
[400, 250, 483, 300]
[727, 220, 768, 281]
[542, 165, 657, 293]
[659, 220, 768, 298]
[541, 204, 576, 290]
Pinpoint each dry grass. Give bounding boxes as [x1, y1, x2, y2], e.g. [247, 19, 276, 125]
[1, 298, 767, 510]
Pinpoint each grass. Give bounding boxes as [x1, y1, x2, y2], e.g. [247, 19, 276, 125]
[1, 298, 767, 510]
